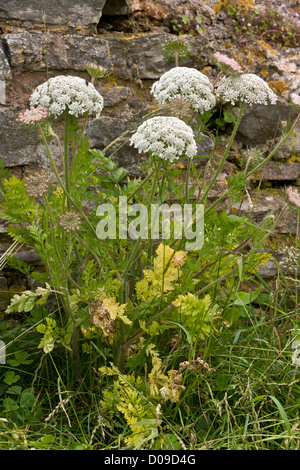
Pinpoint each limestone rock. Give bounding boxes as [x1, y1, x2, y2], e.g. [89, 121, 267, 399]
[237, 103, 298, 145]
[0, 0, 106, 28]
[101, 32, 172, 80]
[0, 108, 41, 167]
[97, 85, 131, 108]
[86, 114, 147, 176]
[256, 161, 300, 181]
[4, 32, 112, 72]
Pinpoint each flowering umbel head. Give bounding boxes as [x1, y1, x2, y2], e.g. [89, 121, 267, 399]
[24, 172, 50, 198]
[151, 66, 216, 114]
[215, 73, 277, 106]
[30, 75, 104, 118]
[59, 212, 81, 232]
[17, 105, 48, 126]
[130, 116, 197, 163]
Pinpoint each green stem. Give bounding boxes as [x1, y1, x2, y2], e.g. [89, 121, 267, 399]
[38, 124, 97, 236]
[186, 157, 192, 203]
[70, 113, 89, 180]
[64, 111, 70, 210]
[200, 101, 245, 205]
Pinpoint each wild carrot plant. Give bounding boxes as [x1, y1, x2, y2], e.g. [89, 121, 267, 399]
[1, 54, 300, 449]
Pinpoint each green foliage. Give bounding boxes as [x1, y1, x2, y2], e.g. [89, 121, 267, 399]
[6, 286, 51, 314]
[221, 2, 300, 47]
[171, 15, 203, 36]
[173, 293, 216, 341]
[36, 317, 72, 353]
[1, 175, 38, 224]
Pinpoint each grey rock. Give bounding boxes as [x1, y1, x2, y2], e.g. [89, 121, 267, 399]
[230, 190, 284, 224]
[97, 84, 131, 108]
[14, 250, 43, 265]
[237, 103, 298, 145]
[0, 0, 106, 27]
[4, 32, 112, 72]
[257, 161, 300, 181]
[0, 108, 41, 167]
[86, 114, 147, 176]
[257, 259, 278, 279]
[102, 32, 172, 79]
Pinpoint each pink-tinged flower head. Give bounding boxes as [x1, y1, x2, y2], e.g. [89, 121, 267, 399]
[290, 93, 300, 107]
[17, 105, 48, 125]
[24, 172, 50, 198]
[286, 186, 300, 207]
[213, 52, 243, 75]
[59, 212, 81, 233]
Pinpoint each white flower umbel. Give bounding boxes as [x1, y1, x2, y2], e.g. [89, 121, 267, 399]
[151, 67, 216, 114]
[130, 116, 197, 162]
[215, 73, 277, 106]
[30, 75, 104, 118]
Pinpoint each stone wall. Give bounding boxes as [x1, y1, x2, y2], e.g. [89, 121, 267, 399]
[1, 0, 300, 301]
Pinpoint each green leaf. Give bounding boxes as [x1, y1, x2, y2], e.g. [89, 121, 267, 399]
[181, 15, 190, 25]
[227, 214, 259, 229]
[3, 398, 19, 411]
[223, 110, 236, 123]
[20, 392, 35, 408]
[6, 385, 22, 395]
[234, 287, 261, 306]
[14, 351, 31, 364]
[4, 371, 20, 385]
[41, 434, 56, 444]
[269, 396, 291, 436]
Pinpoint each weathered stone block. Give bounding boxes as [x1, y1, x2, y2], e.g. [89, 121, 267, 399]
[0, 108, 41, 167]
[237, 103, 298, 145]
[102, 32, 172, 79]
[4, 32, 112, 72]
[257, 161, 300, 181]
[86, 114, 146, 176]
[0, 0, 106, 27]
